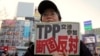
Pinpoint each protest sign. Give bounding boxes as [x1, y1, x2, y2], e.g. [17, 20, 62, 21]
[34, 22, 80, 56]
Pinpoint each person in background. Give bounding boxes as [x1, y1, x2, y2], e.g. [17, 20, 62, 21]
[2, 51, 8, 56]
[24, 42, 34, 56]
[24, 0, 93, 56]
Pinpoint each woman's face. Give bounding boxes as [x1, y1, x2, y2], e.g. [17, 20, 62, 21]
[41, 9, 60, 22]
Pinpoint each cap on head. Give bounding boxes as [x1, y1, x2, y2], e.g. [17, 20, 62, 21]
[38, 0, 61, 21]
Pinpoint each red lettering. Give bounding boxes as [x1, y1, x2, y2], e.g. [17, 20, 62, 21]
[46, 37, 57, 53]
[68, 36, 78, 54]
[36, 35, 79, 54]
[57, 36, 68, 52]
[36, 40, 46, 53]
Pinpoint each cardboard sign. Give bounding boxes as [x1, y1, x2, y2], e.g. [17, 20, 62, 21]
[34, 22, 80, 55]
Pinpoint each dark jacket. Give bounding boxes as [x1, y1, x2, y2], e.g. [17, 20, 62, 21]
[24, 44, 34, 56]
[24, 41, 92, 56]
[80, 41, 92, 56]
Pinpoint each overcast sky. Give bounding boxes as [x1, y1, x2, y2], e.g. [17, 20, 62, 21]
[0, 0, 100, 34]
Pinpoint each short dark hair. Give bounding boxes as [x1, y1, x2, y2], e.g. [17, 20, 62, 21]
[38, 0, 61, 21]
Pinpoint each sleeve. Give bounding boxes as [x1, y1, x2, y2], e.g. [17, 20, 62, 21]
[80, 41, 93, 56]
[23, 44, 34, 56]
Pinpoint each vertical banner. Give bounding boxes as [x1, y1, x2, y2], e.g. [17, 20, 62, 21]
[34, 22, 80, 56]
[1, 20, 16, 46]
[23, 20, 30, 38]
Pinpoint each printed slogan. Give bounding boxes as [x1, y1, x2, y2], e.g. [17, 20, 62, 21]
[34, 22, 80, 55]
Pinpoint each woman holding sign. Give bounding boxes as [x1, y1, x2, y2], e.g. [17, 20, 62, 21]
[24, 0, 92, 56]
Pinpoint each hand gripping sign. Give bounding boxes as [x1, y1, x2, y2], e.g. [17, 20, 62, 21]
[34, 22, 80, 55]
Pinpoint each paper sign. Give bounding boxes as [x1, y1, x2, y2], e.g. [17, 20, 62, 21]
[34, 22, 80, 55]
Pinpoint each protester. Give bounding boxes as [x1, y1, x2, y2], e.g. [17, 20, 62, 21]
[24, 0, 92, 56]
